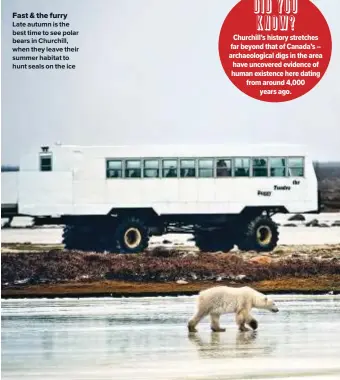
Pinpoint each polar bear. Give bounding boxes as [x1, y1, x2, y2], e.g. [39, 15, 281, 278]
[187, 286, 279, 332]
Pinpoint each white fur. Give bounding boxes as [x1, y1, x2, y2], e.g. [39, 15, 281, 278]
[187, 286, 278, 332]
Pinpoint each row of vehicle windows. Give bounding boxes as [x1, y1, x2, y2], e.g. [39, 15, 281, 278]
[106, 157, 304, 178]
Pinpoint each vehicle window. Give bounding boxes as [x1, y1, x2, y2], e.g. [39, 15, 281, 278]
[143, 159, 159, 178]
[252, 157, 268, 177]
[234, 158, 250, 177]
[180, 159, 196, 178]
[40, 156, 52, 171]
[163, 159, 178, 178]
[198, 159, 213, 178]
[216, 159, 232, 177]
[270, 157, 286, 177]
[107, 160, 123, 178]
[125, 160, 141, 178]
[288, 157, 304, 177]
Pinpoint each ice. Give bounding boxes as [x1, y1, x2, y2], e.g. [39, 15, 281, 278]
[2, 295, 340, 379]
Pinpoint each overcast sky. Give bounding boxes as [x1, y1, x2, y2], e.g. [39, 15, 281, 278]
[1, 0, 339, 165]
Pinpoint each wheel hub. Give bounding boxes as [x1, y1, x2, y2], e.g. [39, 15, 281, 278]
[256, 225, 272, 246]
[124, 228, 142, 249]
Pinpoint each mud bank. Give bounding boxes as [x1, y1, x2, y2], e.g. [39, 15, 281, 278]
[2, 276, 340, 299]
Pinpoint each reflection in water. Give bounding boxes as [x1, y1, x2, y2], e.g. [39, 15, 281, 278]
[235, 330, 258, 345]
[2, 295, 340, 379]
[42, 330, 54, 360]
[188, 331, 223, 357]
[188, 330, 277, 359]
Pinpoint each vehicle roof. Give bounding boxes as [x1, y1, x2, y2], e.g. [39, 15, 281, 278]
[49, 143, 309, 158]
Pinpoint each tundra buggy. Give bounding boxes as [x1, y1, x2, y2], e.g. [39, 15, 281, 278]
[1, 143, 320, 253]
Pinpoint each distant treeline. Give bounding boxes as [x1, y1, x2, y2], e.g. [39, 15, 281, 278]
[313, 162, 340, 211]
[313, 162, 340, 181]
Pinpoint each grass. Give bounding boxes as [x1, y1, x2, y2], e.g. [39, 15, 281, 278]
[2, 245, 340, 297]
[2, 247, 340, 286]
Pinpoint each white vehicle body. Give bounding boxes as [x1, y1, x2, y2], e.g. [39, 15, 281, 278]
[12, 143, 318, 217]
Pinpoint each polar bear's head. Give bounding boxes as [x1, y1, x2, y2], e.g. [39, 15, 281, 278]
[255, 295, 279, 313]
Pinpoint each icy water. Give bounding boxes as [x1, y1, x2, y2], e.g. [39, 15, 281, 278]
[2, 295, 340, 380]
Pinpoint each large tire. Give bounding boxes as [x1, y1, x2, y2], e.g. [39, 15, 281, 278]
[114, 217, 149, 253]
[237, 216, 279, 252]
[62, 224, 116, 252]
[62, 225, 95, 251]
[194, 229, 234, 253]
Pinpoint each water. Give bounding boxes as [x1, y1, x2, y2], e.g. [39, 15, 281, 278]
[2, 295, 340, 379]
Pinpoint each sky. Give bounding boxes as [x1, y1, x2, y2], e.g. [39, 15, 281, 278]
[1, 0, 340, 165]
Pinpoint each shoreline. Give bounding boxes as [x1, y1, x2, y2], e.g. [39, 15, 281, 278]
[2, 243, 340, 299]
[2, 276, 340, 299]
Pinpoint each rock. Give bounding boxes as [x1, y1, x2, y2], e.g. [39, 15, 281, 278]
[249, 256, 272, 265]
[234, 274, 247, 281]
[203, 275, 216, 281]
[148, 246, 173, 257]
[305, 219, 319, 227]
[1, 219, 12, 228]
[176, 279, 188, 285]
[319, 223, 330, 228]
[321, 255, 333, 259]
[212, 250, 226, 255]
[215, 274, 230, 281]
[190, 272, 198, 280]
[14, 278, 30, 285]
[38, 278, 51, 284]
[162, 239, 172, 244]
[284, 223, 297, 227]
[291, 253, 308, 259]
[288, 214, 306, 221]
[183, 251, 199, 258]
[331, 221, 340, 227]
[328, 291, 334, 295]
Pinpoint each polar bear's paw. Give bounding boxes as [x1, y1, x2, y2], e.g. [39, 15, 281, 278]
[211, 327, 226, 333]
[248, 319, 258, 330]
[188, 321, 198, 333]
